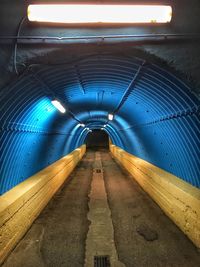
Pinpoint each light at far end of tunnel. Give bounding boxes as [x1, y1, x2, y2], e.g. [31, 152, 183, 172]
[27, 4, 172, 24]
[51, 100, 66, 113]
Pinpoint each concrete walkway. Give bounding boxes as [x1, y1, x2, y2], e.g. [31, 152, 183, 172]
[2, 151, 94, 267]
[101, 150, 200, 267]
[2, 149, 200, 267]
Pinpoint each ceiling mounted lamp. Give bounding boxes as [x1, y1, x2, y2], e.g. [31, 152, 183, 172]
[51, 100, 66, 113]
[79, 123, 85, 127]
[108, 113, 114, 121]
[27, 4, 172, 24]
[86, 127, 90, 130]
[103, 124, 107, 127]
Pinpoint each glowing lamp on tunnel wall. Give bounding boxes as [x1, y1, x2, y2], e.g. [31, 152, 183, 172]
[27, 4, 172, 24]
[108, 113, 114, 121]
[51, 100, 66, 113]
[79, 123, 85, 127]
[103, 125, 107, 127]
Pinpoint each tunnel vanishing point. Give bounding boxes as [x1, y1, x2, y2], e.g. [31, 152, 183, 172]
[0, 0, 200, 266]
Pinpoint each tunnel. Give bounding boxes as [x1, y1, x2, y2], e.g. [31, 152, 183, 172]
[0, 0, 200, 266]
[0, 52, 199, 192]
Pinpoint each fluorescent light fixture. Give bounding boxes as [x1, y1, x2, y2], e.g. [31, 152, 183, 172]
[89, 130, 92, 132]
[101, 128, 104, 130]
[79, 123, 85, 127]
[86, 127, 90, 130]
[51, 100, 66, 113]
[103, 124, 107, 127]
[27, 4, 172, 24]
[108, 113, 114, 121]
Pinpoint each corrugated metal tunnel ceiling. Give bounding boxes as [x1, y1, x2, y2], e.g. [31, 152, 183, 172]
[0, 53, 199, 194]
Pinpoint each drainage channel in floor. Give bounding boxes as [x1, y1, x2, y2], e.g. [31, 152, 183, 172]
[94, 255, 110, 267]
[84, 152, 125, 267]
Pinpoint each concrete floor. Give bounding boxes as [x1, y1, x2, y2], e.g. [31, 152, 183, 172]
[2, 149, 200, 267]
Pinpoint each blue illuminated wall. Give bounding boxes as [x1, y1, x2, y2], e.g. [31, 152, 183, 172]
[0, 54, 199, 194]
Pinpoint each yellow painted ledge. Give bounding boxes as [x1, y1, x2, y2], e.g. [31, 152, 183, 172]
[110, 144, 200, 248]
[0, 145, 86, 265]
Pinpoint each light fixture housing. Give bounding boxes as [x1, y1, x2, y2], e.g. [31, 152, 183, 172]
[108, 113, 114, 121]
[51, 100, 66, 113]
[27, 4, 172, 24]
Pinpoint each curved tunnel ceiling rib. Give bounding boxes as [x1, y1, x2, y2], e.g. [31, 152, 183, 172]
[0, 54, 199, 194]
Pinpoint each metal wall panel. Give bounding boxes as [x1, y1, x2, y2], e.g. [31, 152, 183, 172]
[0, 54, 199, 194]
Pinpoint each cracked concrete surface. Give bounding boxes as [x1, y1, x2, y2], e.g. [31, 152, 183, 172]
[102, 151, 200, 267]
[2, 152, 94, 267]
[2, 149, 200, 267]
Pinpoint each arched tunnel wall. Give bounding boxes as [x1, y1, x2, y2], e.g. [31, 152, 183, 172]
[0, 54, 199, 194]
[0, 0, 200, 195]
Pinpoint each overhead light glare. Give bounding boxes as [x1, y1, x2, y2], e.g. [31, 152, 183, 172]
[108, 113, 114, 121]
[103, 124, 107, 127]
[86, 127, 90, 130]
[79, 123, 85, 127]
[51, 100, 66, 113]
[27, 4, 172, 24]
